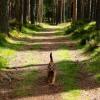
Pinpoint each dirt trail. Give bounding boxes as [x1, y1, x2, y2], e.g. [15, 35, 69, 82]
[0, 29, 100, 100]
[0, 29, 67, 100]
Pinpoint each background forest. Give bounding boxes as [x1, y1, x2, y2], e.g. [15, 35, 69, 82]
[0, 0, 100, 100]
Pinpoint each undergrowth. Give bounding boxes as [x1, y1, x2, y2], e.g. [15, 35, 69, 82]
[0, 24, 45, 69]
[65, 21, 100, 51]
[55, 45, 80, 100]
[85, 48, 100, 83]
[65, 20, 100, 83]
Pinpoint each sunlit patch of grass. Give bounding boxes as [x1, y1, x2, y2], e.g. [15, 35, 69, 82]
[21, 26, 47, 36]
[57, 60, 80, 100]
[54, 44, 80, 100]
[39, 23, 53, 29]
[0, 56, 8, 70]
[65, 21, 99, 54]
[0, 30, 27, 69]
[20, 23, 71, 37]
[85, 48, 100, 83]
[25, 23, 44, 31]
[0, 47, 14, 57]
[21, 26, 36, 34]
[39, 23, 71, 30]
[21, 23, 45, 35]
[65, 21, 96, 40]
[54, 44, 70, 61]
[14, 70, 38, 97]
[0, 33, 15, 69]
[65, 20, 86, 34]
[10, 29, 25, 38]
[84, 21, 96, 30]
[61, 90, 80, 100]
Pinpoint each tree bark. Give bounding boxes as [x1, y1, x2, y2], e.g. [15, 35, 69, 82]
[30, 0, 35, 24]
[0, 0, 9, 34]
[96, 0, 100, 29]
[23, 0, 29, 24]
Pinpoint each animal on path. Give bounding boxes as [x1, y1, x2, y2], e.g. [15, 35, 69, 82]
[47, 52, 57, 85]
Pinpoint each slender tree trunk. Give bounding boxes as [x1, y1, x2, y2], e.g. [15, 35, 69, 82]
[23, 0, 29, 24]
[38, 0, 43, 23]
[0, 0, 9, 34]
[30, 0, 35, 24]
[63, 0, 66, 22]
[77, 0, 82, 20]
[96, 0, 100, 29]
[19, 0, 24, 30]
[15, 0, 23, 30]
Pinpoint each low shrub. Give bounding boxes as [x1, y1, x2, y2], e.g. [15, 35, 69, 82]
[65, 20, 86, 34]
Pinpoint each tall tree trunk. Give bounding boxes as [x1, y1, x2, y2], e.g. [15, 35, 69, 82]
[36, 0, 39, 22]
[77, 0, 82, 20]
[0, 0, 9, 34]
[38, 0, 43, 23]
[15, 0, 23, 30]
[30, 0, 35, 24]
[63, 0, 66, 22]
[23, 0, 29, 24]
[96, 0, 100, 29]
[19, 0, 24, 30]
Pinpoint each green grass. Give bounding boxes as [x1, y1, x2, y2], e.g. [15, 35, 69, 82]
[0, 56, 8, 70]
[39, 23, 71, 30]
[21, 23, 45, 35]
[70, 21, 96, 40]
[0, 22, 99, 99]
[84, 48, 100, 83]
[0, 30, 28, 69]
[65, 20, 86, 34]
[62, 21, 100, 98]
[54, 45, 80, 100]
[21, 26, 37, 35]
[65, 20, 100, 52]
[14, 70, 38, 97]
[0, 23, 47, 70]
[57, 60, 80, 100]
[0, 33, 15, 69]
[65, 20, 100, 84]
[65, 21, 96, 40]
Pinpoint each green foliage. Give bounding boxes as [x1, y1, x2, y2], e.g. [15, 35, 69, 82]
[85, 39, 98, 52]
[65, 20, 86, 34]
[57, 61, 80, 100]
[24, 23, 44, 31]
[21, 24, 45, 35]
[55, 46, 80, 100]
[65, 21, 100, 84]
[85, 48, 100, 82]
[80, 35, 90, 45]
[71, 22, 96, 39]
[0, 33, 7, 46]
[14, 70, 38, 97]
[65, 21, 99, 52]
[0, 56, 8, 69]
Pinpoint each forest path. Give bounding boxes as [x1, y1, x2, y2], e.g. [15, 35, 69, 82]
[0, 27, 99, 100]
[1, 29, 71, 100]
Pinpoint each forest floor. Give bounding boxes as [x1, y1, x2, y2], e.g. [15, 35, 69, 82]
[0, 24, 100, 100]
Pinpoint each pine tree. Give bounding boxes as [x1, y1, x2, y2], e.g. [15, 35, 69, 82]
[0, 0, 9, 34]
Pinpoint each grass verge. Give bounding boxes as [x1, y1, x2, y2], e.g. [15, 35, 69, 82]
[54, 44, 80, 100]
